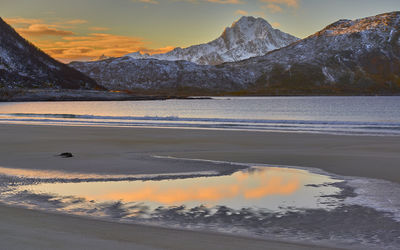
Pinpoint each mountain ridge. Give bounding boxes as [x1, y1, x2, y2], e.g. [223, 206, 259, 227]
[125, 16, 299, 65]
[70, 11, 400, 95]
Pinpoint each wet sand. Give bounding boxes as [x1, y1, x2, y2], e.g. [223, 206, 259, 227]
[0, 204, 337, 250]
[0, 124, 399, 183]
[1, 124, 399, 249]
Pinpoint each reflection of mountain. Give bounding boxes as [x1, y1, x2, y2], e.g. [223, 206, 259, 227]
[71, 12, 400, 96]
[126, 16, 299, 65]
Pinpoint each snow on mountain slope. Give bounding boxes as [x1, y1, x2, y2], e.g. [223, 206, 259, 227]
[126, 16, 299, 65]
[228, 11, 400, 94]
[71, 12, 400, 95]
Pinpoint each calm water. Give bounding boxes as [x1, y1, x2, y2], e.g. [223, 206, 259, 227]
[9, 166, 341, 212]
[0, 96, 400, 135]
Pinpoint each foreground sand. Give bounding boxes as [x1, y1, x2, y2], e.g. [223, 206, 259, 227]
[1, 124, 399, 249]
[0, 124, 399, 183]
[0, 205, 335, 250]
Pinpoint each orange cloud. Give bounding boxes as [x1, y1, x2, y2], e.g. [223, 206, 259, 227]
[169, 0, 243, 4]
[5, 17, 88, 37]
[4, 17, 42, 25]
[271, 21, 281, 28]
[89, 26, 110, 31]
[140, 46, 176, 55]
[265, 3, 282, 12]
[5, 16, 173, 62]
[63, 19, 88, 25]
[33, 33, 175, 62]
[207, 0, 244, 3]
[235, 9, 249, 15]
[17, 24, 75, 36]
[132, 0, 159, 4]
[260, 0, 299, 12]
[260, 0, 298, 7]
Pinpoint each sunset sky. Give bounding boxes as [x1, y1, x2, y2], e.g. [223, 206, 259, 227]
[1, 0, 399, 62]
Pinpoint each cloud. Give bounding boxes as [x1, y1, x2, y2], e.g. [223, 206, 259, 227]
[4, 17, 42, 25]
[63, 19, 88, 25]
[16, 24, 75, 36]
[5, 16, 175, 62]
[235, 9, 249, 15]
[89, 26, 110, 31]
[260, 0, 298, 7]
[265, 3, 282, 13]
[260, 0, 298, 12]
[5, 17, 89, 37]
[158, 0, 244, 4]
[132, 0, 159, 4]
[271, 21, 280, 28]
[207, 0, 244, 3]
[139, 46, 176, 55]
[34, 33, 174, 62]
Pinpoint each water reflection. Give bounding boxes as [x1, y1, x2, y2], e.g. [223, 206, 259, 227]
[21, 167, 341, 211]
[95, 168, 300, 204]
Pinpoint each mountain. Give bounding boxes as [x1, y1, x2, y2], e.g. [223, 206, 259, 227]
[70, 57, 244, 95]
[70, 12, 400, 95]
[126, 16, 299, 65]
[232, 11, 400, 94]
[0, 17, 100, 90]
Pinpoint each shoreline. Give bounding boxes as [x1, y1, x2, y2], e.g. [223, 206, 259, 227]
[0, 88, 212, 102]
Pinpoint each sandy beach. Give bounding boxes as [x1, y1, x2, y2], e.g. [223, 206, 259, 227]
[0, 204, 336, 250]
[0, 124, 399, 249]
[0, 124, 399, 183]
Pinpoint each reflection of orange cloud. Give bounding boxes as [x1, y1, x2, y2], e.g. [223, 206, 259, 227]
[100, 183, 240, 204]
[88, 168, 301, 205]
[245, 177, 299, 198]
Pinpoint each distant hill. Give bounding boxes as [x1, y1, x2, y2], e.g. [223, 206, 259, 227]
[71, 12, 400, 96]
[126, 16, 299, 65]
[0, 17, 100, 90]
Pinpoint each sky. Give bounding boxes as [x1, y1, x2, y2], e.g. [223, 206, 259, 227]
[1, 0, 399, 62]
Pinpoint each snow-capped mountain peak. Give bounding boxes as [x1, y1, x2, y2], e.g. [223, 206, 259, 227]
[126, 16, 299, 65]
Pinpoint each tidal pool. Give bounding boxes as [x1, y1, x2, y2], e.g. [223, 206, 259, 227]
[13, 166, 343, 213]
